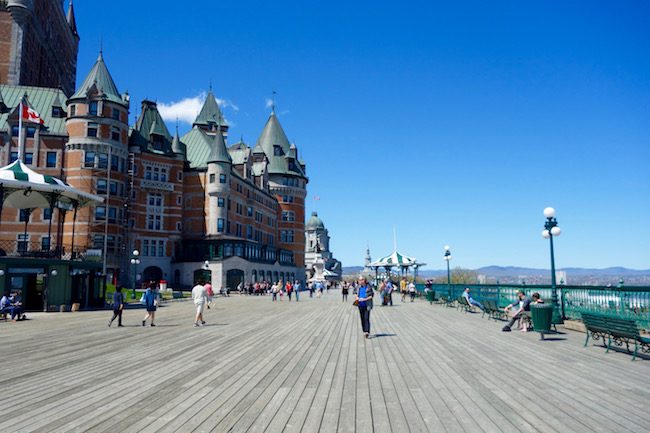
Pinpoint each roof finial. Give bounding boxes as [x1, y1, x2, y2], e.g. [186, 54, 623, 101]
[271, 90, 277, 114]
[98, 36, 103, 59]
[209, 79, 212, 92]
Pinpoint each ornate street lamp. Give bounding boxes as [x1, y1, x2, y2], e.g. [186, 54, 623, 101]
[43, 269, 58, 312]
[443, 246, 452, 299]
[542, 207, 563, 323]
[130, 249, 140, 299]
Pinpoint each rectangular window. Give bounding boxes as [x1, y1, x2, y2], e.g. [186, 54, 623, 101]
[52, 106, 64, 117]
[158, 241, 165, 257]
[11, 126, 19, 136]
[96, 179, 107, 194]
[161, 168, 167, 182]
[89, 101, 98, 115]
[219, 173, 226, 183]
[209, 173, 215, 183]
[46, 152, 57, 167]
[282, 195, 294, 203]
[282, 211, 295, 222]
[69, 105, 76, 116]
[112, 108, 120, 120]
[84, 151, 95, 167]
[177, 171, 183, 181]
[247, 206, 253, 217]
[109, 181, 118, 195]
[143, 240, 150, 257]
[247, 225, 253, 240]
[24, 153, 33, 165]
[111, 126, 120, 142]
[26, 127, 36, 138]
[95, 206, 106, 220]
[19, 209, 30, 222]
[176, 195, 182, 205]
[145, 166, 152, 180]
[108, 207, 117, 223]
[10, 152, 18, 163]
[218, 198, 225, 207]
[217, 218, 225, 233]
[98, 153, 108, 169]
[87, 122, 98, 137]
[41, 236, 51, 251]
[153, 167, 159, 181]
[17, 234, 29, 253]
[43, 208, 52, 220]
[111, 154, 119, 171]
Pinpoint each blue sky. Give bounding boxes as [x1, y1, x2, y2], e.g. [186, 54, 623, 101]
[73, 0, 649, 270]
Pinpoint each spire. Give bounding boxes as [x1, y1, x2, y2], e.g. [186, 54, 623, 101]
[70, 51, 125, 106]
[67, 0, 78, 37]
[207, 125, 232, 164]
[171, 125, 186, 156]
[256, 111, 291, 156]
[193, 89, 226, 127]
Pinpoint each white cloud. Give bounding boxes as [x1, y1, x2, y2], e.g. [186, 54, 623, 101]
[265, 98, 274, 108]
[159, 92, 238, 124]
[159, 93, 205, 124]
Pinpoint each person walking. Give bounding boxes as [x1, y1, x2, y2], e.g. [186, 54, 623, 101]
[408, 281, 416, 302]
[355, 277, 374, 339]
[204, 281, 214, 309]
[286, 281, 293, 301]
[272, 282, 279, 301]
[342, 283, 349, 302]
[192, 280, 207, 327]
[294, 280, 301, 302]
[141, 284, 157, 327]
[108, 286, 125, 327]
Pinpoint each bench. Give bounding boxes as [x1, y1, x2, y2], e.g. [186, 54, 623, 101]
[456, 296, 477, 313]
[582, 312, 650, 360]
[482, 299, 507, 321]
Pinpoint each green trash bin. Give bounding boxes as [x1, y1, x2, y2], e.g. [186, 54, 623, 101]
[426, 290, 434, 304]
[530, 304, 554, 340]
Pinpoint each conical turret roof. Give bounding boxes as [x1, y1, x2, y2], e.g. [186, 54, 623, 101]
[171, 127, 186, 156]
[70, 52, 124, 105]
[207, 126, 232, 164]
[194, 90, 227, 127]
[255, 112, 305, 177]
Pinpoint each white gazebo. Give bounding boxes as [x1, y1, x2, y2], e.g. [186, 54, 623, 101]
[368, 250, 426, 286]
[0, 160, 103, 257]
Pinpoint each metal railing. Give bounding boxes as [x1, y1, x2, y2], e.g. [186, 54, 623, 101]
[0, 239, 90, 261]
[427, 283, 650, 328]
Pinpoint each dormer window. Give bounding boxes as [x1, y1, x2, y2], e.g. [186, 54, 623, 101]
[273, 145, 283, 156]
[89, 101, 98, 115]
[152, 135, 163, 151]
[52, 106, 64, 118]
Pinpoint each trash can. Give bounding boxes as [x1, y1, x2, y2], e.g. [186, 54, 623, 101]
[530, 304, 554, 340]
[426, 290, 434, 304]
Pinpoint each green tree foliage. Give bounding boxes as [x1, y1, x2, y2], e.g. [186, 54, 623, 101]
[431, 267, 478, 284]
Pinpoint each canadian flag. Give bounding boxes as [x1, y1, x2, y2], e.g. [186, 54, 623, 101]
[21, 103, 44, 124]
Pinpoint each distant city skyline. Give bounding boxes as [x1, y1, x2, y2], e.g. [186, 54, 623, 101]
[72, 1, 649, 269]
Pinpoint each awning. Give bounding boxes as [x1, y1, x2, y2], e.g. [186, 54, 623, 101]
[369, 250, 425, 268]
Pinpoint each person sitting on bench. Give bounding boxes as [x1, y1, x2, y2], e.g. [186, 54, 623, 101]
[463, 287, 484, 310]
[502, 290, 531, 332]
[0, 291, 12, 319]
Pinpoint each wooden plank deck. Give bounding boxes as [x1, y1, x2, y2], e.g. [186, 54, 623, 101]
[1, 291, 649, 433]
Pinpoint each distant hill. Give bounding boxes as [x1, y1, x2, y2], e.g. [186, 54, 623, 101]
[343, 265, 650, 279]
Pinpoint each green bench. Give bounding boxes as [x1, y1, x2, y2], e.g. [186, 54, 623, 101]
[481, 299, 506, 321]
[582, 312, 650, 361]
[456, 296, 476, 313]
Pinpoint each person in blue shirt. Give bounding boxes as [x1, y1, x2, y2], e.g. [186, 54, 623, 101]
[355, 276, 374, 339]
[462, 287, 484, 311]
[141, 284, 157, 327]
[108, 286, 125, 327]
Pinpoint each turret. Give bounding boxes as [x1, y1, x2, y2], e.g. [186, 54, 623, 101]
[6, 0, 34, 26]
[206, 125, 231, 235]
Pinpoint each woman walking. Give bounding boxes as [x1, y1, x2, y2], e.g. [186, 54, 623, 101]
[108, 286, 125, 327]
[355, 277, 374, 339]
[342, 283, 349, 302]
[142, 284, 157, 326]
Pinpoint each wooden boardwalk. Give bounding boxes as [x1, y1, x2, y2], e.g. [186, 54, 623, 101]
[2, 291, 649, 433]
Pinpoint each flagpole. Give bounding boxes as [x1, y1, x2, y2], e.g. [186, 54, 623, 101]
[18, 99, 23, 161]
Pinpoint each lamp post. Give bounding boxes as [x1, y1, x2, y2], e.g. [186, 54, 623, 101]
[130, 249, 140, 299]
[542, 207, 563, 323]
[43, 269, 57, 312]
[443, 246, 451, 299]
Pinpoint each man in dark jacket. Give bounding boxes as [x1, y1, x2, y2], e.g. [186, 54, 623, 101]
[502, 290, 531, 332]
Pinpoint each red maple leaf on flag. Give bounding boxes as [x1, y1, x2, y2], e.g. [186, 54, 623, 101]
[21, 104, 45, 125]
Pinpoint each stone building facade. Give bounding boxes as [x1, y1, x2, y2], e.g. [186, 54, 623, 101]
[305, 212, 342, 281]
[0, 0, 79, 96]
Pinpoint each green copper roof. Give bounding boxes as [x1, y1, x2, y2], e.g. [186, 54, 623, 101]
[194, 90, 227, 127]
[171, 127, 185, 156]
[207, 127, 232, 164]
[182, 126, 214, 168]
[0, 85, 68, 135]
[70, 52, 125, 105]
[255, 112, 305, 177]
[306, 212, 325, 230]
[129, 100, 174, 154]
